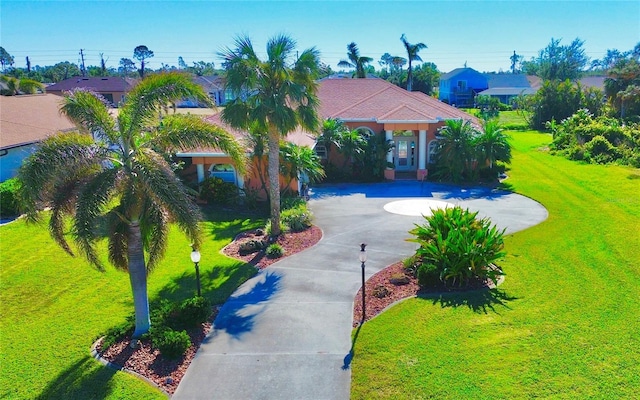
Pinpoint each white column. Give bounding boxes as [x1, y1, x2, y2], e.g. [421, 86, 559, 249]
[196, 163, 205, 183]
[385, 130, 394, 164]
[418, 130, 427, 170]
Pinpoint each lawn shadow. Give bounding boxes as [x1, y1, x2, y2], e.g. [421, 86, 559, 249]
[156, 261, 257, 305]
[206, 271, 282, 340]
[418, 288, 518, 314]
[35, 356, 119, 400]
[342, 323, 363, 370]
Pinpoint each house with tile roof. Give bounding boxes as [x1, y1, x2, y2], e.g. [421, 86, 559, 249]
[176, 77, 479, 192]
[0, 94, 76, 181]
[46, 76, 137, 107]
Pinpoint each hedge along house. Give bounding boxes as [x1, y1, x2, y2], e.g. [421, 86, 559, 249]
[176, 77, 479, 194]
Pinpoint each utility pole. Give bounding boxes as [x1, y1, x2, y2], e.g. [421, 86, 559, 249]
[79, 49, 86, 76]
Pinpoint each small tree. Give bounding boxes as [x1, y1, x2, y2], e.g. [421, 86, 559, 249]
[0, 47, 14, 71]
[338, 42, 373, 78]
[279, 142, 325, 195]
[133, 45, 154, 78]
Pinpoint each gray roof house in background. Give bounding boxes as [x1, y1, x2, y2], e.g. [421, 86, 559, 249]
[45, 76, 138, 107]
[478, 73, 537, 104]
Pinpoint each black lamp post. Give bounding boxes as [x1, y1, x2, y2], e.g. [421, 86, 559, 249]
[190, 247, 202, 297]
[359, 243, 367, 323]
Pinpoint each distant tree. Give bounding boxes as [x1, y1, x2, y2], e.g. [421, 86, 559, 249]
[26, 56, 31, 73]
[43, 61, 81, 82]
[379, 53, 393, 73]
[510, 51, 523, 74]
[191, 61, 215, 76]
[605, 49, 640, 119]
[338, 42, 373, 78]
[133, 45, 154, 78]
[99, 53, 108, 75]
[318, 62, 334, 79]
[0, 47, 14, 71]
[119, 58, 136, 77]
[178, 56, 188, 70]
[220, 34, 321, 237]
[400, 34, 427, 91]
[523, 38, 589, 81]
[411, 62, 440, 95]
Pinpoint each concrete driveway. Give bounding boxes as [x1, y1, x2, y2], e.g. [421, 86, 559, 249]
[173, 181, 547, 400]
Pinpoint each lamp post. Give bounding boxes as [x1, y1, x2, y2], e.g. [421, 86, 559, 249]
[359, 243, 367, 323]
[190, 247, 202, 297]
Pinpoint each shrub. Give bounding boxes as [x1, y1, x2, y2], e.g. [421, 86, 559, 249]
[199, 177, 238, 205]
[281, 207, 313, 232]
[266, 243, 284, 259]
[408, 206, 506, 287]
[151, 328, 191, 360]
[174, 296, 212, 328]
[264, 220, 287, 236]
[0, 178, 21, 217]
[281, 196, 306, 211]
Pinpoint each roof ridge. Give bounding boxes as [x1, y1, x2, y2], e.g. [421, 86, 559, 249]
[378, 103, 431, 120]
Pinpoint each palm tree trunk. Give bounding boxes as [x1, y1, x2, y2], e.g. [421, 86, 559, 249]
[268, 127, 281, 236]
[407, 60, 413, 91]
[128, 221, 151, 338]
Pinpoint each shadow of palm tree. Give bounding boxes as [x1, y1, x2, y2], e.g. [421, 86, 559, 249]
[35, 356, 119, 400]
[208, 271, 282, 339]
[418, 288, 518, 314]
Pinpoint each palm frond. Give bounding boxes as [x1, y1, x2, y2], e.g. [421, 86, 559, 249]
[133, 149, 203, 249]
[73, 168, 120, 270]
[17, 132, 105, 221]
[152, 114, 248, 174]
[139, 197, 170, 271]
[60, 89, 117, 143]
[121, 72, 212, 140]
[48, 179, 82, 256]
[106, 206, 129, 270]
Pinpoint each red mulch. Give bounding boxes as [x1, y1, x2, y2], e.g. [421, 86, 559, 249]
[96, 226, 323, 395]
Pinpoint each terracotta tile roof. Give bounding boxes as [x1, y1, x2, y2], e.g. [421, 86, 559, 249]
[45, 76, 138, 93]
[0, 94, 76, 149]
[318, 77, 480, 125]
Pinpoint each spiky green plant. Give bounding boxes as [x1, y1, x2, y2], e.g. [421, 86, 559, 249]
[17, 72, 246, 338]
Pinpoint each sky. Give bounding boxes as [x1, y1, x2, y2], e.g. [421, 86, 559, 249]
[1, 0, 639, 74]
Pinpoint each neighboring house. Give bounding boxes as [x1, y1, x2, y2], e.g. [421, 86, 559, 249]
[439, 68, 488, 107]
[0, 94, 76, 182]
[176, 77, 479, 193]
[578, 76, 607, 91]
[478, 73, 537, 104]
[178, 75, 226, 107]
[45, 76, 137, 106]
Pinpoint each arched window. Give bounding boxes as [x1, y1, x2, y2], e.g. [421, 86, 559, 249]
[428, 140, 439, 164]
[209, 164, 236, 183]
[355, 126, 375, 138]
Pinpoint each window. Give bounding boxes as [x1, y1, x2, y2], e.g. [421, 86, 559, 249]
[209, 164, 236, 183]
[457, 80, 467, 90]
[428, 140, 439, 164]
[314, 144, 327, 159]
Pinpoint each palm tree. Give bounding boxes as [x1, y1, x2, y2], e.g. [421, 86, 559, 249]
[279, 141, 325, 194]
[338, 42, 373, 78]
[474, 119, 512, 171]
[18, 72, 246, 338]
[433, 119, 477, 183]
[337, 129, 368, 170]
[317, 118, 347, 162]
[220, 34, 321, 237]
[400, 34, 427, 91]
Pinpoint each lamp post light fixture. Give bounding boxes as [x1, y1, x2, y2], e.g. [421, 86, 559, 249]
[190, 247, 202, 297]
[359, 243, 367, 323]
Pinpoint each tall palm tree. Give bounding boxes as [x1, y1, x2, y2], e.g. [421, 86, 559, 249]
[279, 141, 325, 194]
[18, 72, 246, 338]
[400, 34, 427, 91]
[474, 119, 512, 171]
[338, 42, 373, 78]
[433, 119, 477, 183]
[220, 34, 321, 237]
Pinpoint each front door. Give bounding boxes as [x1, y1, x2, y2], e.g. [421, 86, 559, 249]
[394, 137, 417, 171]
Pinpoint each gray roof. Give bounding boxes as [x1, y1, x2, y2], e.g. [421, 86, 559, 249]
[440, 67, 483, 80]
[478, 87, 537, 96]
[484, 74, 531, 88]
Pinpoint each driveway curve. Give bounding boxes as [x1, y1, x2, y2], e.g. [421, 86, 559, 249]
[173, 181, 547, 400]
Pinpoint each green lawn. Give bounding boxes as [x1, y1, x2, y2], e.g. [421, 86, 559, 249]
[351, 130, 640, 399]
[0, 207, 263, 399]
